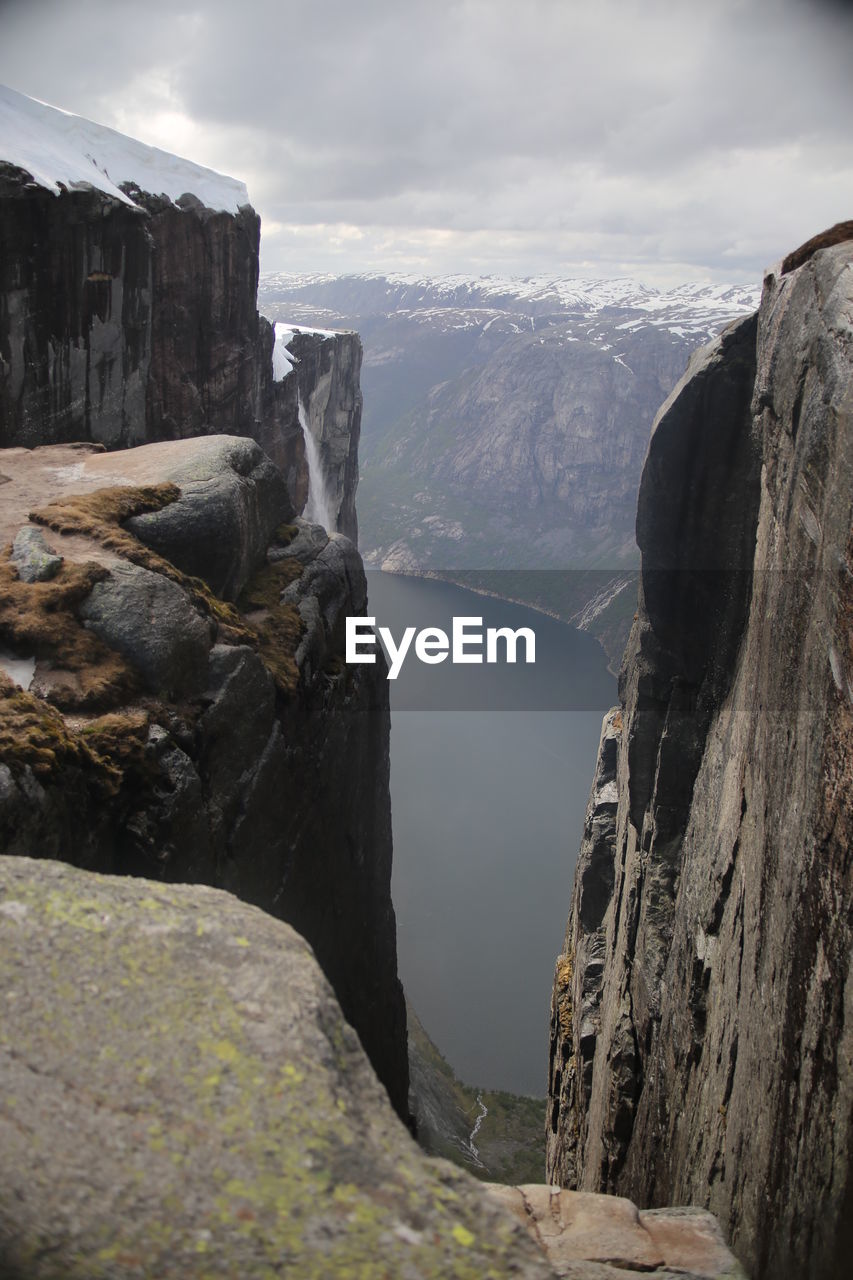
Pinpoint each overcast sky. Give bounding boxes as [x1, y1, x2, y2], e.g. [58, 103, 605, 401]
[1, 0, 851, 285]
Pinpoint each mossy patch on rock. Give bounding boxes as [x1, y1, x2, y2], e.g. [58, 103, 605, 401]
[780, 219, 853, 275]
[0, 554, 138, 711]
[238, 558, 304, 697]
[30, 484, 306, 700]
[0, 672, 120, 792]
[30, 483, 257, 648]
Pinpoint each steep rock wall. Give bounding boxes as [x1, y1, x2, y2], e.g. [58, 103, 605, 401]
[288, 329, 362, 544]
[0, 437, 407, 1117]
[546, 240, 853, 1280]
[0, 167, 358, 539]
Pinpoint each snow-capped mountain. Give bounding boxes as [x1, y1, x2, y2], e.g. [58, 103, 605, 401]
[260, 270, 760, 341]
[0, 83, 248, 213]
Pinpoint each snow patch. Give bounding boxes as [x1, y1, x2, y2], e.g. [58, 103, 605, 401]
[0, 83, 248, 214]
[272, 323, 297, 380]
[272, 322, 343, 382]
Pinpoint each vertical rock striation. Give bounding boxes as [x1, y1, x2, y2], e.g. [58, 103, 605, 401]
[260, 326, 364, 541]
[547, 238, 853, 1280]
[288, 329, 363, 544]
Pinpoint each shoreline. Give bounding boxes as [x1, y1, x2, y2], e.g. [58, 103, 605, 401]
[365, 564, 629, 678]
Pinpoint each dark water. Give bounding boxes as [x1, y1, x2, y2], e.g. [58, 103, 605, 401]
[365, 572, 616, 1097]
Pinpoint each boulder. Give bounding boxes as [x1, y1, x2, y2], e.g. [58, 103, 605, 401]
[78, 560, 212, 695]
[126, 435, 292, 599]
[0, 855, 555, 1280]
[10, 525, 63, 582]
[486, 1186, 746, 1279]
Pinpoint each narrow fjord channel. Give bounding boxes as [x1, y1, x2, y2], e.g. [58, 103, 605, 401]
[366, 571, 616, 1097]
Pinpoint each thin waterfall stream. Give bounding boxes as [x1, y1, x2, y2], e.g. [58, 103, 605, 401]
[465, 1094, 488, 1167]
[298, 394, 335, 530]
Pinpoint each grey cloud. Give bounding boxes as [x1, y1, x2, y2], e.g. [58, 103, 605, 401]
[0, 0, 851, 279]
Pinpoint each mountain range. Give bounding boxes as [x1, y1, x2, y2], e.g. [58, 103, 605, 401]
[258, 271, 760, 663]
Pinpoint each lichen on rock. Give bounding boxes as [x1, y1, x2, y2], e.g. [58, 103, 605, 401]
[0, 855, 555, 1280]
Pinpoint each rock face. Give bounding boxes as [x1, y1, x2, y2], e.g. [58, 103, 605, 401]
[0, 91, 358, 540]
[288, 329, 363, 544]
[0, 855, 556, 1280]
[0, 173, 261, 450]
[546, 240, 853, 1280]
[124, 434, 291, 599]
[0, 436, 407, 1120]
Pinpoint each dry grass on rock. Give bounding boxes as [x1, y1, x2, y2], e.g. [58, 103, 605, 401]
[0, 556, 138, 711]
[0, 672, 120, 793]
[239, 558, 304, 697]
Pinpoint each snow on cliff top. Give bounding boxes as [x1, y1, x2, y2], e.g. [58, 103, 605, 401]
[272, 322, 342, 381]
[0, 84, 249, 214]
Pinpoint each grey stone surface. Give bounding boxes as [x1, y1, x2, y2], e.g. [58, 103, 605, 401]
[78, 560, 212, 694]
[126, 435, 292, 599]
[0, 438, 408, 1122]
[10, 524, 63, 582]
[0, 855, 556, 1280]
[282, 531, 368, 679]
[546, 242, 853, 1280]
[269, 515, 330, 565]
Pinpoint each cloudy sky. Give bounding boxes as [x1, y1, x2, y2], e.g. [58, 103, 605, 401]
[1, 0, 851, 285]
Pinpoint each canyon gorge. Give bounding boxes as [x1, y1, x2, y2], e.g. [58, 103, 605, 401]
[1, 82, 850, 1280]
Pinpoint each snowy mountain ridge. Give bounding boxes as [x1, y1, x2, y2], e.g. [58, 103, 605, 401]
[260, 270, 761, 339]
[0, 83, 248, 214]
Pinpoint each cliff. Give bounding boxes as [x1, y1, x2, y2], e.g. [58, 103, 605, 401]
[0, 435, 407, 1118]
[546, 232, 853, 1280]
[267, 325, 363, 543]
[0, 85, 360, 540]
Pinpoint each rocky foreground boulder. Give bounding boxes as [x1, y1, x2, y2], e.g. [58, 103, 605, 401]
[547, 234, 853, 1280]
[0, 856, 746, 1280]
[0, 856, 553, 1280]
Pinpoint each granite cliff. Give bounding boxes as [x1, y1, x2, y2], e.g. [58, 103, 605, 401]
[0, 84, 396, 1109]
[546, 230, 853, 1280]
[0, 84, 360, 540]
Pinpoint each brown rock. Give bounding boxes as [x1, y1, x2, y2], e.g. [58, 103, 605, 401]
[484, 1185, 746, 1278]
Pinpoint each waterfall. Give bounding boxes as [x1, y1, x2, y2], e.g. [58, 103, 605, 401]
[298, 394, 335, 531]
[465, 1094, 487, 1168]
